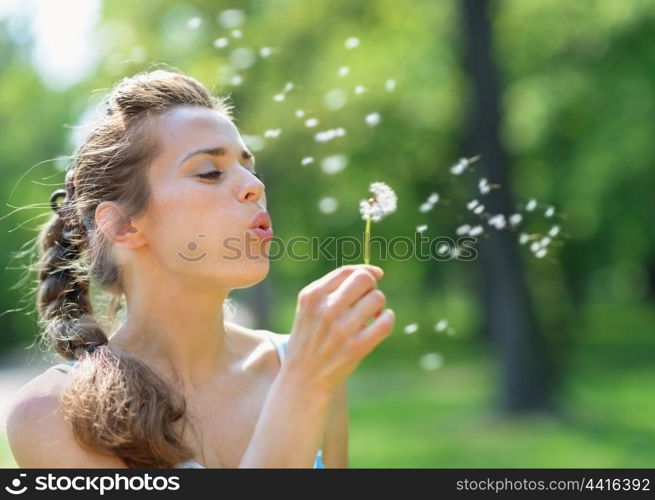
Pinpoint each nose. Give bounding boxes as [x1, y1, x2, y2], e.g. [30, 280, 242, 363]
[238, 169, 265, 204]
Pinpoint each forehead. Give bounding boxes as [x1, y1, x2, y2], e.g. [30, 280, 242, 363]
[157, 105, 244, 157]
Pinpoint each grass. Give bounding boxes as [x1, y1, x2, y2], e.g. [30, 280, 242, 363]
[1, 340, 653, 468]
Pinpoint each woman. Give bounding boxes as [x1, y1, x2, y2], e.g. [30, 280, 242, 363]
[5, 68, 395, 468]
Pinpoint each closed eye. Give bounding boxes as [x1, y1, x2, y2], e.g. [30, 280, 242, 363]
[197, 170, 223, 180]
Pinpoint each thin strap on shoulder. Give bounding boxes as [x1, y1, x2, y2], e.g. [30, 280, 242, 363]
[259, 329, 289, 365]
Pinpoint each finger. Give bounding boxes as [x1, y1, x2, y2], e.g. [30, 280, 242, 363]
[316, 264, 383, 294]
[340, 288, 386, 331]
[352, 308, 395, 356]
[327, 268, 379, 313]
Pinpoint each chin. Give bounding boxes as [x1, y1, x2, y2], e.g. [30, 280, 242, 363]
[230, 259, 270, 290]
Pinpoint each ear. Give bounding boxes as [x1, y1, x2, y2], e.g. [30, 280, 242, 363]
[94, 201, 147, 249]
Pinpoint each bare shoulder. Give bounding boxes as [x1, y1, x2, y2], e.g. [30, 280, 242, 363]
[225, 321, 289, 373]
[225, 320, 289, 347]
[6, 364, 127, 468]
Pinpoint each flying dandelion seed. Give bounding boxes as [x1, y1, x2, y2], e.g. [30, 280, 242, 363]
[229, 74, 243, 86]
[301, 157, 314, 166]
[264, 129, 281, 138]
[385, 78, 396, 91]
[416, 224, 428, 233]
[548, 225, 560, 237]
[420, 353, 443, 371]
[218, 8, 245, 28]
[427, 193, 439, 204]
[451, 247, 461, 258]
[404, 323, 418, 334]
[295, 109, 305, 118]
[321, 154, 348, 174]
[456, 224, 472, 236]
[419, 203, 432, 213]
[324, 89, 348, 110]
[242, 135, 265, 152]
[540, 236, 551, 247]
[488, 214, 506, 230]
[530, 241, 541, 253]
[230, 29, 243, 38]
[305, 118, 319, 128]
[230, 47, 256, 69]
[359, 182, 398, 264]
[354, 85, 367, 95]
[314, 128, 347, 143]
[469, 225, 484, 237]
[509, 213, 523, 226]
[318, 197, 339, 214]
[344, 37, 360, 49]
[544, 206, 555, 218]
[526, 199, 537, 212]
[187, 17, 202, 30]
[479, 177, 490, 194]
[283, 82, 294, 93]
[213, 37, 229, 49]
[535, 248, 548, 258]
[259, 46, 273, 57]
[419, 192, 439, 213]
[437, 244, 449, 255]
[519, 233, 530, 245]
[473, 204, 485, 215]
[273, 94, 285, 102]
[365, 112, 381, 127]
[338, 66, 350, 77]
[467, 199, 480, 211]
[435, 319, 448, 332]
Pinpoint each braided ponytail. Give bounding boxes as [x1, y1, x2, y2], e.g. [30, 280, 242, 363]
[30, 67, 234, 468]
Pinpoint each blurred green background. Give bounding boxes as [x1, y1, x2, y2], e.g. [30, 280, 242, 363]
[0, 0, 653, 468]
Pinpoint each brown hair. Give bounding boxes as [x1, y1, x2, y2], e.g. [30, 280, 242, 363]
[32, 67, 234, 468]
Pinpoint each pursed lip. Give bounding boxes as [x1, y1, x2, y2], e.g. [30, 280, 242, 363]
[250, 211, 272, 230]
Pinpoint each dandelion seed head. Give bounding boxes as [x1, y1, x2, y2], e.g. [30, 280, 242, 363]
[404, 323, 418, 334]
[416, 224, 428, 233]
[385, 78, 396, 91]
[321, 154, 348, 175]
[301, 156, 314, 166]
[344, 37, 360, 49]
[213, 37, 229, 49]
[338, 66, 350, 77]
[318, 197, 339, 214]
[305, 118, 319, 128]
[420, 352, 444, 371]
[526, 199, 537, 212]
[359, 182, 398, 221]
[365, 112, 381, 127]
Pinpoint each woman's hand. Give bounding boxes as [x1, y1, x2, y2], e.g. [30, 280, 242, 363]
[283, 264, 395, 394]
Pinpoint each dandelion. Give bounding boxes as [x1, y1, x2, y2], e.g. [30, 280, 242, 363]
[318, 197, 339, 214]
[416, 224, 428, 233]
[420, 352, 443, 371]
[359, 182, 398, 264]
[526, 199, 537, 212]
[365, 112, 381, 127]
[344, 37, 360, 49]
[301, 157, 314, 166]
[385, 78, 396, 91]
[338, 66, 350, 77]
[404, 323, 418, 334]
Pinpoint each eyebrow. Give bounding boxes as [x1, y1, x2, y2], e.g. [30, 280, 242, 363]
[179, 147, 255, 166]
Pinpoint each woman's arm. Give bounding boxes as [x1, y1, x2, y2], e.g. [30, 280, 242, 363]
[321, 381, 348, 468]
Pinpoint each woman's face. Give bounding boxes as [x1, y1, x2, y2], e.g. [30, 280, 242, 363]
[141, 105, 271, 290]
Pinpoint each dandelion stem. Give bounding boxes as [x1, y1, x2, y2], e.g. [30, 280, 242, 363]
[364, 215, 371, 264]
